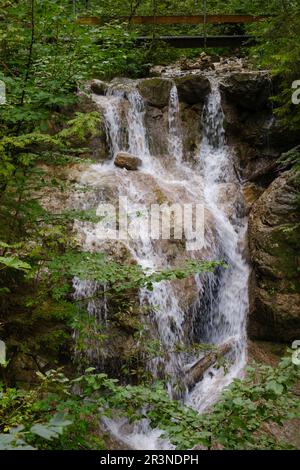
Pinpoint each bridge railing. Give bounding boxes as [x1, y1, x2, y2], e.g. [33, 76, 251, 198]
[78, 14, 267, 48]
[77, 15, 266, 26]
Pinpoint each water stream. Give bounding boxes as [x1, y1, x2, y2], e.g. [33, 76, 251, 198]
[72, 75, 250, 448]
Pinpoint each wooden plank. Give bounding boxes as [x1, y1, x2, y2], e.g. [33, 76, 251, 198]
[77, 15, 266, 26]
[135, 35, 255, 48]
[130, 15, 266, 25]
[77, 16, 104, 25]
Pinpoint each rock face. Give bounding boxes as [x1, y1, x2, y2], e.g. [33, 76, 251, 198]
[175, 75, 211, 105]
[86, 68, 300, 346]
[66, 165, 218, 378]
[180, 103, 203, 163]
[220, 71, 299, 184]
[88, 79, 108, 96]
[220, 72, 271, 111]
[136, 76, 209, 161]
[137, 78, 173, 108]
[145, 105, 169, 156]
[114, 152, 142, 171]
[248, 170, 300, 341]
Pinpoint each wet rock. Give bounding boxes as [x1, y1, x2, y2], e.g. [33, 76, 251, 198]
[224, 96, 300, 166]
[217, 183, 246, 221]
[222, 93, 295, 185]
[232, 141, 279, 184]
[220, 72, 271, 111]
[243, 182, 264, 213]
[89, 79, 108, 95]
[175, 75, 211, 105]
[145, 105, 168, 156]
[248, 170, 300, 341]
[137, 78, 173, 108]
[180, 103, 203, 162]
[114, 152, 142, 171]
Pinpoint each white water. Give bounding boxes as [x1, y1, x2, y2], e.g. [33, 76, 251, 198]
[72, 76, 250, 448]
[102, 417, 175, 450]
[168, 84, 183, 163]
[187, 79, 249, 411]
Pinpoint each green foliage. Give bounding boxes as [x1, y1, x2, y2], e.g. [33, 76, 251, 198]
[48, 251, 224, 297]
[1, 351, 300, 450]
[0, 0, 299, 452]
[0, 413, 73, 450]
[0, 255, 31, 273]
[248, 1, 300, 130]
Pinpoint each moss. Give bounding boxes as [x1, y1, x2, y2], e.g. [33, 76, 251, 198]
[154, 188, 166, 205]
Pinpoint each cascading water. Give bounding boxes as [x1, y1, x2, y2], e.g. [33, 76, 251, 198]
[72, 75, 250, 448]
[187, 79, 249, 411]
[168, 84, 183, 163]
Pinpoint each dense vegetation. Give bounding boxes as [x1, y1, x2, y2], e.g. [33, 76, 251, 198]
[1, 353, 300, 450]
[0, 0, 300, 451]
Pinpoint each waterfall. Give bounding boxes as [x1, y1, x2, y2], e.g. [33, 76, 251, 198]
[186, 79, 249, 411]
[99, 91, 124, 158]
[127, 90, 151, 164]
[72, 75, 250, 447]
[93, 85, 153, 169]
[168, 84, 183, 164]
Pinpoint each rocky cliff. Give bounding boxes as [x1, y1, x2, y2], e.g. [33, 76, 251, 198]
[8, 57, 300, 386]
[249, 169, 300, 341]
[83, 59, 300, 345]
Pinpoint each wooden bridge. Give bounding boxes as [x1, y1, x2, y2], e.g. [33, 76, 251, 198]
[77, 15, 265, 26]
[77, 14, 266, 48]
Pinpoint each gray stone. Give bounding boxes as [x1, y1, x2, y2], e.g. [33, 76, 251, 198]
[175, 75, 211, 105]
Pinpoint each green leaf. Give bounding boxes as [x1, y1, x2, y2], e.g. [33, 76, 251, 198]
[0, 256, 31, 272]
[266, 380, 284, 396]
[30, 424, 58, 440]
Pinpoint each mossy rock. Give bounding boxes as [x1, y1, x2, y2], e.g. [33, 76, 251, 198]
[175, 75, 210, 105]
[137, 78, 173, 108]
[249, 169, 300, 341]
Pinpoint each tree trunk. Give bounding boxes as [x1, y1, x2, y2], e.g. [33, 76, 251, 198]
[185, 341, 233, 390]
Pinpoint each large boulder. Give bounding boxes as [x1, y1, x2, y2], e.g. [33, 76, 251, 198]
[88, 79, 108, 96]
[137, 78, 173, 108]
[175, 75, 211, 105]
[114, 152, 142, 171]
[145, 105, 169, 156]
[248, 169, 300, 341]
[220, 72, 271, 111]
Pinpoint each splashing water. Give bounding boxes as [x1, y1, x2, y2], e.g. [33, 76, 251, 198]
[186, 79, 249, 411]
[72, 76, 250, 446]
[102, 417, 175, 450]
[168, 84, 183, 164]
